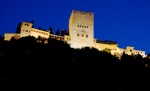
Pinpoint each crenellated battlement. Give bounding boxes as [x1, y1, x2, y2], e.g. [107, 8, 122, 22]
[72, 10, 93, 15]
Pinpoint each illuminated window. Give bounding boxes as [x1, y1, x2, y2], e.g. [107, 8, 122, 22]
[130, 49, 132, 52]
[24, 23, 29, 26]
[77, 33, 80, 37]
[52, 36, 55, 38]
[86, 35, 88, 38]
[61, 37, 64, 40]
[81, 34, 84, 37]
[57, 37, 60, 39]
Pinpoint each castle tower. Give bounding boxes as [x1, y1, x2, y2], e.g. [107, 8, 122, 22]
[20, 22, 33, 37]
[68, 10, 94, 48]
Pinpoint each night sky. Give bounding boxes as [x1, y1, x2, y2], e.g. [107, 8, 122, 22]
[0, 0, 150, 54]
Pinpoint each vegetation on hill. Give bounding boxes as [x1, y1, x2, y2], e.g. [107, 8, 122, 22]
[0, 36, 150, 90]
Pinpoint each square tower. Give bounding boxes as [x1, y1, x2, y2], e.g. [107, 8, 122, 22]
[20, 22, 33, 37]
[69, 10, 94, 48]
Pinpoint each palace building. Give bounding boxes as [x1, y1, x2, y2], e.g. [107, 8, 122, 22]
[4, 10, 146, 58]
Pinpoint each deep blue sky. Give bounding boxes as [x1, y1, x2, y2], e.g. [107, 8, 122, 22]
[0, 0, 150, 54]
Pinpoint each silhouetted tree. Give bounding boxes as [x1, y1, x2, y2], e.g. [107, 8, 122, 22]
[31, 20, 34, 28]
[61, 29, 66, 36]
[16, 22, 21, 33]
[49, 26, 53, 34]
[55, 28, 60, 35]
[66, 29, 69, 35]
[0, 35, 4, 41]
[103, 48, 111, 53]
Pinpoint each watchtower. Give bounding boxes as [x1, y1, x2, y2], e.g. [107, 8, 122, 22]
[68, 10, 94, 48]
[20, 22, 33, 37]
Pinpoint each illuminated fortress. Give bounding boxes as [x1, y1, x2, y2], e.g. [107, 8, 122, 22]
[4, 10, 146, 58]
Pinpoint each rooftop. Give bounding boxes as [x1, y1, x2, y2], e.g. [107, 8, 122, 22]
[96, 40, 117, 44]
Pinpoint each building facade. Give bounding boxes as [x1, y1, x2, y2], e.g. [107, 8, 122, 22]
[20, 22, 50, 38]
[69, 10, 94, 48]
[4, 10, 147, 58]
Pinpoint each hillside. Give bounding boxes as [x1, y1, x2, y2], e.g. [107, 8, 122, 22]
[0, 36, 150, 90]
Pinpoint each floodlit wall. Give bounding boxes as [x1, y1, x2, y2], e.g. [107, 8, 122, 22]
[20, 22, 50, 38]
[124, 46, 146, 57]
[95, 42, 118, 51]
[69, 10, 94, 48]
[20, 22, 33, 37]
[30, 28, 49, 38]
[4, 33, 20, 41]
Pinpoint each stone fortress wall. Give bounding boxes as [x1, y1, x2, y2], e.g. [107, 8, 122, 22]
[4, 10, 146, 58]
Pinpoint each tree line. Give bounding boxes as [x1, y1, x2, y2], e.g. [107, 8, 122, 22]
[0, 35, 150, 90]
